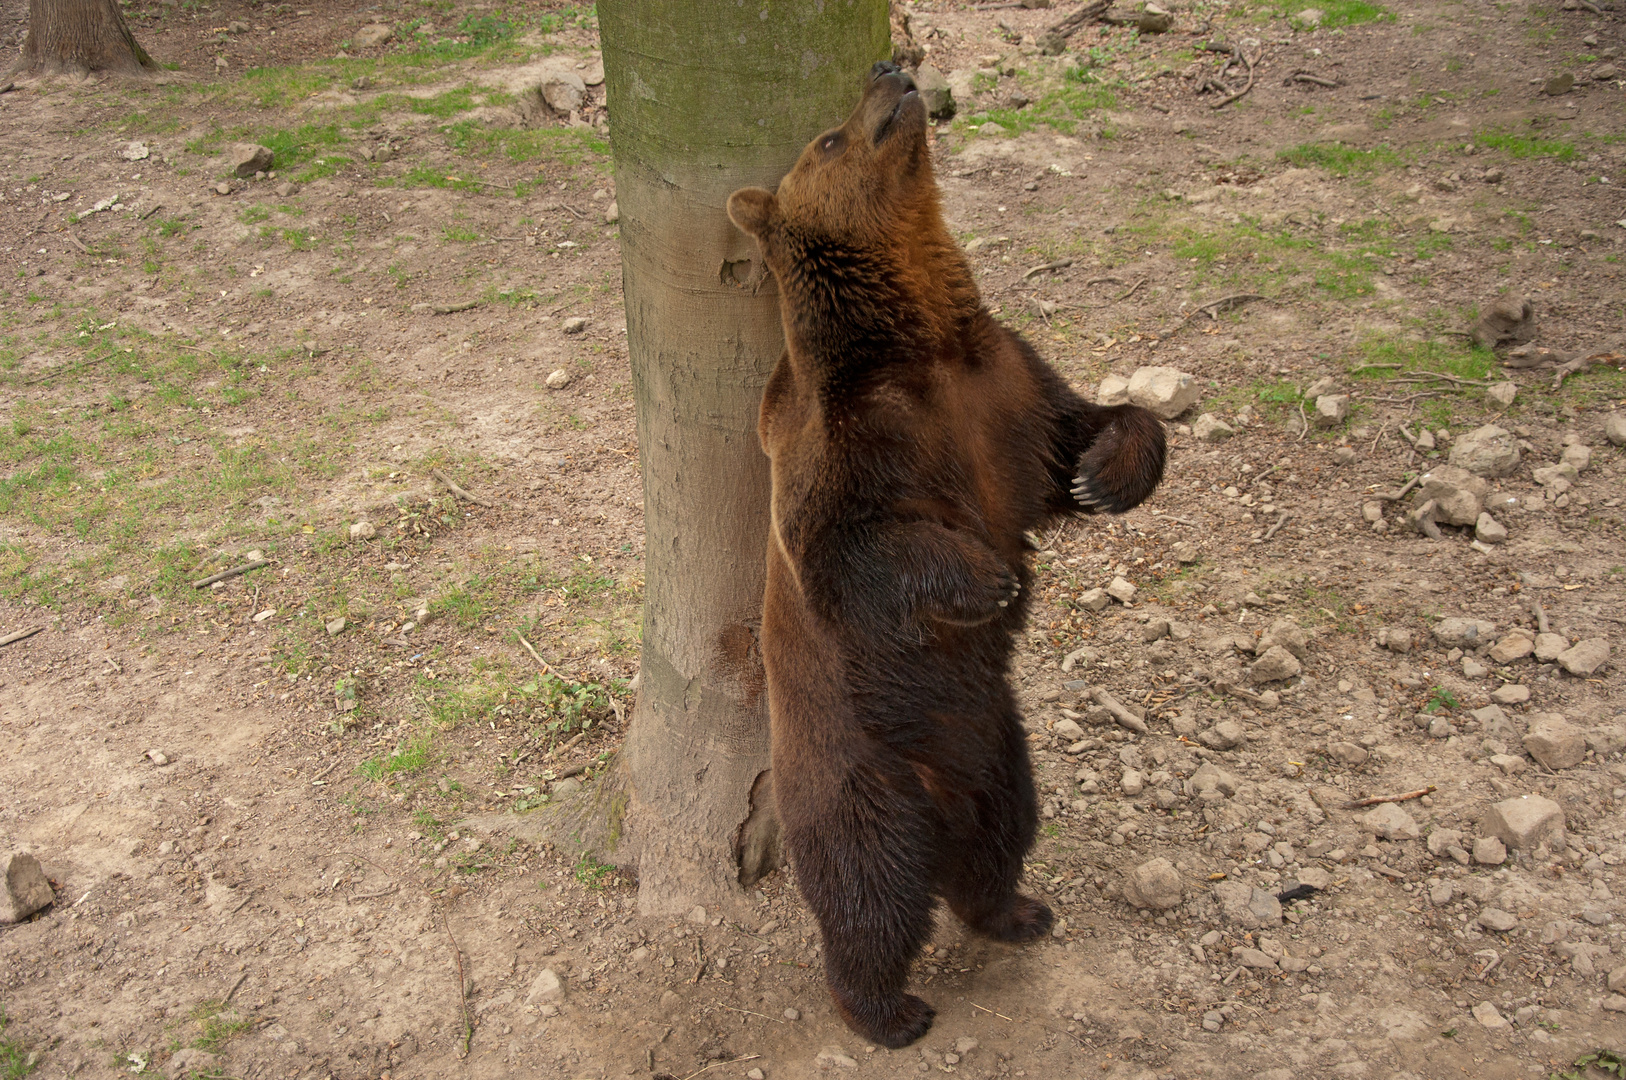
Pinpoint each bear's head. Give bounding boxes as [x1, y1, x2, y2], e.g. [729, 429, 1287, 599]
[727, 61, 937, 260]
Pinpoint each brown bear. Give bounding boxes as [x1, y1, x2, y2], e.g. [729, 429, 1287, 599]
[727, 61, 1166, 1049]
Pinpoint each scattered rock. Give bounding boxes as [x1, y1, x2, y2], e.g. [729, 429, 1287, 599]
[1249, 645, 1301, 683]
[1296, 7, 1325, 25]
[121, 141, 150, 162]
[1489, 754, 1525, 775]
[1105, 577, 1137, 604]
[1213, 881, 1282, 927]
[230, 143, 274, 178]
[349, 521, 377, 541]
[164, 1049, 221, 1080]
[816, 1048, 859, 1069]
[1488, 632, 1533, 663]
[1097, 373, 1131, 406]
[1604, 995, 1626, 1014]
[1474, 512, 1507, 545]
[1, 852, 54, 923]
[687, 905, 708, 924]
[1556, 638, 1609, 677]
[1170, 541, 1200, 564]
[1448, 425, 1521, 478]
[1483, 795, 1565, 852]
[1233, 947, 1278, 969]
[542, 71, 587, 114]
[1486, 381, 1516, 407]
[1531, 632, 1566, 662]
[1532, 461, 1579, 493]
[325, 617, 346, 636]
[1524, 715, 1587, 770]
[1605, 413, 1626, 447]
[1473, 836, 1507, 865]
[1125, 366, 1200, 418]
[1198, 720, 1246, 751]
[562, 316, 590, 334]
[1489, 683, 1529, 705]
[353, 23, 393, 47]
[1327, 741, 1369, 766]
[526, 968, 565, 1004]
[1313, 394, 1349, 428]
[1077, 587, 1110, 611]
[1431, 617, 1496, 649]
[1189, 763, 1240, 798]
[545, 368, 572, 389]
[1192, 413, 1235, 442]
[1469, 297, 1535, 351]
[1471, 1000, 1510, 1031]
[1360, 803, 1420, 841]
[1122, 857, 1184, 910]
[1137, 4, 1175, 32]
[1560, 443, 1591, 472]
[1543, 73, 1574, 96]
[1257, 618, 1309, 659]
[914, 64, 956, 119]
[1476, 908, 1518, 932]
[1379, 627, 1414, 653]
[603, 200, 619, 225]
[1416, 466, 1488, 524]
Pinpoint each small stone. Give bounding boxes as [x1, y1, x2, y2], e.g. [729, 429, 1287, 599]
[1327, 741, 1368, 766]
[121, 141, 151, 162]
[1486, 381, 1516, 407]
[353, 23, 393, 47]
[784, 1007, 801, 1021]
[1462, 656, 1488, 679]
[1122, 857, 1184, 910]
[1426, 829, 1463, 857]
[1556, 638, 1610, 677]
[146, 749, 170, 766]
[1449, 424, 1522, 478]
[1249, 645, 1302, 683]
[1, 852, 55, 923]
[1233, 947, 1278, 969]
[1192, 413, 1235, 442]
[1097, 373, 1131, 406]
[1605, 413, 1626, 447]
[1077, 587, 1110, 611]
[955, 1037, 979, 1055]
[686, 905, 708, 924]
[1560, 443, 1591, 472]
[1362, 501, 1384, 524]
[1532, 462, 1579, 492]
[1586, 726, 1626, 755]
[1125, 366, 1200, 419]
[749, 1071, 766, 1080]
[1474, 513, 1507, 545]
[1431, 617, 1497, 649]
[545, 368, 572, 389]
[1258, 618, 1309, 659]
[1489, 754, 1526, 775]
[214, 182, 232, 196]
[349, 521, 376, 541]
[1476, 908, 1517, 932]
[1543, 73, 1574, 96]
[1488, 633, 1533, 663]
[1189, 763, 1240, 798]
[603, 200, 618, 225]
[230, 143, 274, 178]
[1483, 794, 1564, 852]
[1360, 803, 1420, 841]
[1141, 619, 1171, 643]
[542, 71, 587, 113]
[816, 1049, 859, 1069]
[1198, 720, 1246, 751]
[976, 121, 1009, 137]
[274, 181, 297, 198]
[1296, 7, 1325, 25]
[1313, 394, 1349, 428]
[525, 968, 565, 1004]
[1609, 966, 1626, 994]
[1427, 716, 1454, 739]
[325, 617, 346, 636]
[561, 316, 589, 334]
[914, 64, 957, 119]
[1105, 577, 1137, 604]
[1604, 996, 1626, 1014]
[1382, 628, 1414, 653]
[1472, 1000, 1510, 1030]
[1213, 882, 1282, 928]
[1170, 541, 1199, 564]
[1489, 683, 1529, 705]
[1416, 466, 1489, 525]
[1524, 716, 1586, 770]
[1054, 717, 1085, 740]
[1531, 632, 1566, 662]
[1120, 768, 1145, 796]
[1472, 836, 1507, 865]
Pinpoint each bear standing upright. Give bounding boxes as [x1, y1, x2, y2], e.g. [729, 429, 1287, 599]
[727, 62, 1166, 1049]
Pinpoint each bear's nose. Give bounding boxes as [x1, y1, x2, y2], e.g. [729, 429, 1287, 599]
[870, 60, 902, 81]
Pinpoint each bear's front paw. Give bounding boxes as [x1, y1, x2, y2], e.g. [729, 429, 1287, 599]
[932, 564, 1020, 625]
[836, 990, 936, 1049]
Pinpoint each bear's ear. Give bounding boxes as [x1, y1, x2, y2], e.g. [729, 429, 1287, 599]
[727, 187, 780, 240]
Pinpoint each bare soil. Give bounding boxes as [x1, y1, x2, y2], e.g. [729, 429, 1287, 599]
[2, 0, 1625, 1078]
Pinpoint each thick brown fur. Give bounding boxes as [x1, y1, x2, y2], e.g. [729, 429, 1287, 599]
[727, 62, 1166, 1050]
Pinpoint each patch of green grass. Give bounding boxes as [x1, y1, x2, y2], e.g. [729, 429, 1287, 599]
[358, 729, 437, 781]
[1349, 333, 1497, 380]
[181, 1000, 251, 1052]
[239, 204, 272, 225]
[573, 851, 613, 890]
[1269, 0, 1394, 25]
[0, 1006, 39, 1079]
[442, 225, 481, 243]
[381, 166, 485, 192]
[1165, 220, 1378, 298]
[961, 65, 1119, 139]
[1473, 129, 1577, 161]
[1414, 232, 1453, 260]
[440, 121, 608, 166]
[1278, 142, 1405, 176]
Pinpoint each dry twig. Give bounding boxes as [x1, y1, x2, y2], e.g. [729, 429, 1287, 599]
[1022, 258, 1073, 280]
[192, 560, 269, 589]
[432, 468, 497, 507]
[1344, 786, 1435, 809]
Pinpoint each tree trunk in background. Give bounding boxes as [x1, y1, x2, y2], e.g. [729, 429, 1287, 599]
[10, 0, 158, 78]
[596, 0, 889, 917]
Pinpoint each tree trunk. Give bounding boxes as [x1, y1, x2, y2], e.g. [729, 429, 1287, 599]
[10, 0, 157, 79]
[595, 0, 889, 918]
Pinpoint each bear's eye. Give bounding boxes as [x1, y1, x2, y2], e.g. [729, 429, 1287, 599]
[821, 133, 844, 155]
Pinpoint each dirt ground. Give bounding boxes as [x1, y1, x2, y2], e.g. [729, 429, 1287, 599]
[2, 0, 1626, 1077]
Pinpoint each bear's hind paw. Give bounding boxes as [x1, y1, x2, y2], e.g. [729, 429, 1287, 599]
[969, 894, 1054, 943]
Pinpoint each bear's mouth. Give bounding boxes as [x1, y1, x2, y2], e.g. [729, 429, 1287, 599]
[869, 80, 921, 147]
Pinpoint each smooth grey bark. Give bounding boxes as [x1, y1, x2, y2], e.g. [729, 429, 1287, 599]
[595, 0, 889, 917]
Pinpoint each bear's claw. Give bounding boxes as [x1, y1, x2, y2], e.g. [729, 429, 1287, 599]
[835, 990, 936, 1049]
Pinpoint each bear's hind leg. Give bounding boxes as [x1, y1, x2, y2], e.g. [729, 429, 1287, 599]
[937, 733, 1053, 943]
[789, 811, 938, 1048]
